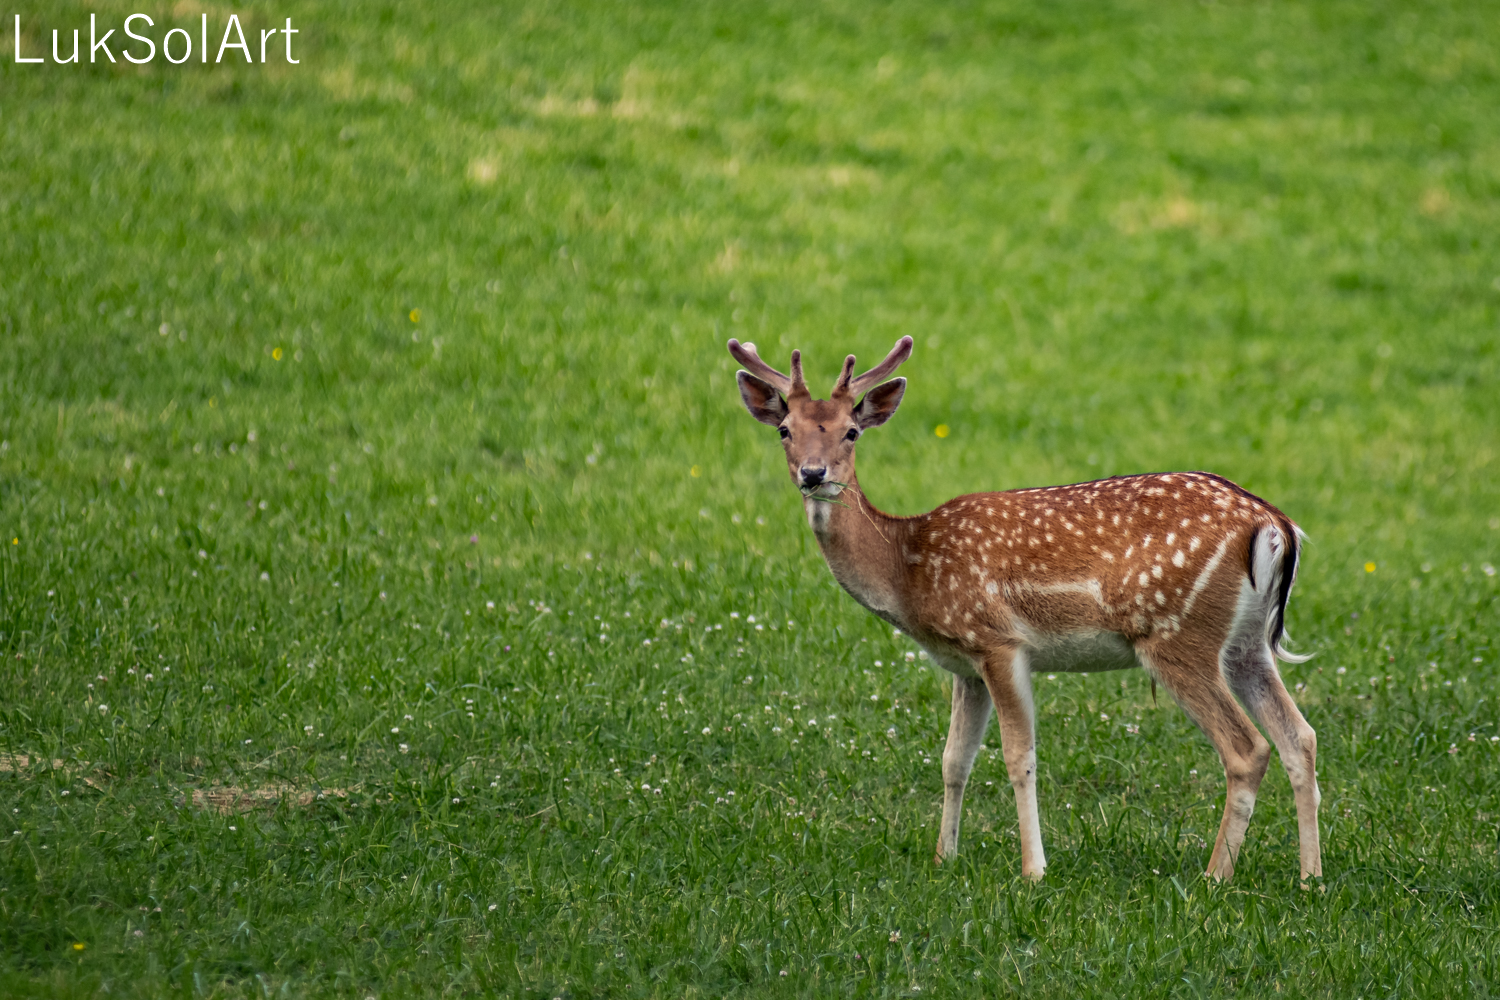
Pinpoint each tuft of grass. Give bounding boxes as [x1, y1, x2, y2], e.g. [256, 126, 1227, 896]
[2, 0, 1499, 996]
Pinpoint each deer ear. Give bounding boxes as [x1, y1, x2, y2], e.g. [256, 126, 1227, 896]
[737, 371, 789, 427]
[853, 378, 905, 429]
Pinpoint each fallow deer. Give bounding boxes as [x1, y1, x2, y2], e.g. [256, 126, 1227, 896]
[729, 336, 1320, 882]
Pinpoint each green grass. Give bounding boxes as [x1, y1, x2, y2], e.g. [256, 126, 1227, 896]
[3, 0, 1500, 995]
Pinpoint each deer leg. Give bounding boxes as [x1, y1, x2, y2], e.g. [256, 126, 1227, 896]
[978, 646, 1045, 879]
[1139, 638, 1271, 882]
[935, 673, 992, 864]
[1226, 646, 1322, 881]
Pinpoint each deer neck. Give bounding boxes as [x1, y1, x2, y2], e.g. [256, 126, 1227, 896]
[803, 472, 906, 622]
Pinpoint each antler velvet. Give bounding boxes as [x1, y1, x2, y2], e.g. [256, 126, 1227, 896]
[833, 335, 914, 400]
[727, 340, 808, 398]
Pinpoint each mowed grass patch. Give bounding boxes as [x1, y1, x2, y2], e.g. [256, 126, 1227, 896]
[2, 0, 1499, 995]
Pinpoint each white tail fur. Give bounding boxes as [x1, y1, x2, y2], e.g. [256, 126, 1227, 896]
[1256, 525, 1311, 664]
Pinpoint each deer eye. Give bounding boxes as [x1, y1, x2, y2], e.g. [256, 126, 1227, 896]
[845, 428, 859, 441]
[778, 426, 790, 440]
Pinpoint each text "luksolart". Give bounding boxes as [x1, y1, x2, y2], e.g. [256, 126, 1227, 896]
[12, 13, 299, 65]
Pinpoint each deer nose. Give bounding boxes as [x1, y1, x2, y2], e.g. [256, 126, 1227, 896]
[799, 466, 827, 487]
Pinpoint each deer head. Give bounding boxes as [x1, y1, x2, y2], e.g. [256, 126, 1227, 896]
[729, 336, 913, 496]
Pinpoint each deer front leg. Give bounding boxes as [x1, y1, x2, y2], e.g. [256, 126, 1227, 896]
[979, 647, 1046, 879]
[935, 674, 992, 864]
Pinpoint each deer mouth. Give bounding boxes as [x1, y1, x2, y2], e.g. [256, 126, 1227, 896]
[800, 481, 847, 499]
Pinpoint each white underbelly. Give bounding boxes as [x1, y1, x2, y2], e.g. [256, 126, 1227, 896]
[1025, 629, 1138, 674]
[913, 628, 1139, 680]
[925, 646, 981, 679]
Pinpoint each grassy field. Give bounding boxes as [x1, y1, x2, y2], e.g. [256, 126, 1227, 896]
[3, 0, 1500, 995]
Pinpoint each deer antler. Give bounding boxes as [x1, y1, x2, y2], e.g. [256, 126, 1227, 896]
[832, 336, 914, 400]
[728, 340, 808, 397]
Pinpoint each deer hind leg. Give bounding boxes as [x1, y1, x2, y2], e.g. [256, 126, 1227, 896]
[977, 646, 1045, 879]
[936, 674, 991, 864]
[1138, 636, 1271, 882]
[1225, 642, 1322, 881]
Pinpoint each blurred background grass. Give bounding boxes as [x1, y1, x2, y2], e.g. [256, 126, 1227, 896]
[4, 0, 1496, 562]
[2, 0, 1499, 996]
